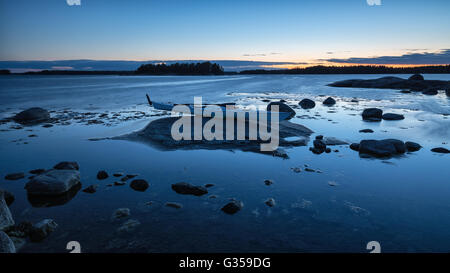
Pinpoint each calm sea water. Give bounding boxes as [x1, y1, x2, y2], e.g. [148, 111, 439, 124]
[0, 74, 449, 252]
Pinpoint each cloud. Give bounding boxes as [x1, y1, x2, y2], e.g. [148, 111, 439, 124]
[66, 0, 81, 6]
[325, 49, 450, 65]
[366, 0, 381, 6]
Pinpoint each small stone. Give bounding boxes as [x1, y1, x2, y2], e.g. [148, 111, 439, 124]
[120, 174, 137, 182]
[291, 167, 301, 173]
[114, 181, 126, 186]
[431, 147, 449, 154]
[304, 168, 315, 172]
[130, 179, 149, 192]
[113, 172, 123, 177]
[265, 198, 276, 207]
[323, 97, 336, 106]
[171, 182, 208, 196]
[53, 161, 79, 170]
[29, 169, 46, 175]
[221, 200, 243, 214]
[82, 184, 98, 193]
[204, 183, 215, 188]
[165, 202, 183, 209]
[97, 170, 109, 180]
[328, 181, 338, 186]
[4, 173, 25, 180]
[359, 129, 374, 133]
[264, 179, 274, 186]
[113, 208, 130, 219]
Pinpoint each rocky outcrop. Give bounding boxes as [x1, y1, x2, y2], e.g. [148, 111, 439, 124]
[298, 99, 315, 109]
[0, 192, 14, 231]
[171, 182, 207, 196]
[267, 101, 296, 119]
[355, 139, 409, 157]
[13, 107, 50, 125]
[0, 231, 16, 253]
[362, 108, 383, 121]
[25, 169, 81, 196]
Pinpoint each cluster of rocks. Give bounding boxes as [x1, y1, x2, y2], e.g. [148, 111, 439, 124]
[298, 97, 336, 110]
[362, 108, 404, 122]
[309, 135, 347, 154]
[349, 139, 421, 157]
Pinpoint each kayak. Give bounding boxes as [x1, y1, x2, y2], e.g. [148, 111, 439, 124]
[146, 94, 292, 121]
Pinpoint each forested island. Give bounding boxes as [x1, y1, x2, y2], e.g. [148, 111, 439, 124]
[135, 62, 224, 75]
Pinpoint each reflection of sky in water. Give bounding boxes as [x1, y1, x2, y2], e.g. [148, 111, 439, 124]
[0, 74, 449, 252]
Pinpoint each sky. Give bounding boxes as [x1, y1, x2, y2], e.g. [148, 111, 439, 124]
[0, 0, 449, 71]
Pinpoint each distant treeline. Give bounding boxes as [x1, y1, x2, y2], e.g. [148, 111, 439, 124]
[240, 65, 450, 74]
[135, 62, 224, 75]
[22, 70, 134, 76]
[0, 69, 11, 75]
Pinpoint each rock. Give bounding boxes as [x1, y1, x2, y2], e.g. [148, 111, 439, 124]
[315, 135, 323, 140]
[264, 179, 273, 186]
[204, 183, 214, 188]
[53, 161, 79, 170]
[113, 172, 123, 177]
[117, 219, 141, 232]
[5, 221, 33, 238]
[325, 148, 331, 153]
[0, 190, 14, 206]
[322, 97, 336, 106]
[114, 181, 126, 186]
[323, 137, 348, 145]
[422, 88, 438, 95]
[82, 184, 98, 193]
[349, 143, 360, 151]
[267, 101, 296, 119]
[27, 184, 81, 208]
[313, 139, 326, 150]
[299, 99, 315, 109]
[358, 139, 406, 157]
[291, 167, 301, 173]
[405, 141, 421, 152]
[0, 231, 15, 253]
[4, 172, 25, 180]
[171, 182, 208, 196]
[265, 198, 276, 207]
[13, 107, 50, 125]
[328, 181, 338, 186]
[130, 179, 149, 192]
[97, 170, 109, 180]
[42, 124, 53, 128]
[221, 200, 243, 214]
[362, 108, 383, 121]
[0, 192, 15, 230]
[120, 174, 137, 182]
[29, 219, 58, 242]
[408, 74, 424, 81]
[304, 168, 315, 172]
[165, 202, 183, 209]
[400, 90, 411, 93]
[431, 147, 449, 154]
[382, 113, 405, 120]
[29, 168, 46, 175]
[359, 129, 374, 133]
[113, 208, 130, 219]
[25, 169, 81, 196]
[446, 89, 450, 96]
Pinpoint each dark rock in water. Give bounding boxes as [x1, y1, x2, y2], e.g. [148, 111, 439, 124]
[4, 172, 25, 180]
[359, 139, 406, 157]
[431, 147, 450, 154]
[323, 137, 348, 145]
[325, 148, 331, 153]
[165, 202, 183, 209]
[204, 183, 214, 188]
[408, 74, 424, 81]
[311, 147, 324, 154]
[264, 179, 274, 186]
[0, 191, 15, 230]
[400, 90, 411, 94]
[359, 129, 374, 133]
[382, 113, 405, 120]
[82, 184, 98, 193]
[53, 161, 79, 170]
[422, 88, 438, 95]
[97, 170, 109, 180]
[267, 101, 296, 119]
[315, 135, 323, 140]
[27, 183, 81, 208]
[42, 124, 53, 128]
[221, 200, 243, 214]
[114, 181, 126, 186]
[171, 182, 207, 196]
[350, 143, 360, 151]
[0, 231, 15, 253]
[322, 97, 336, 106]
[313, 139, 326, 150]
[29, 219, 58, 242]
[362, 108, 383, 121]
[6, 221, 33, 238]
[25, 169, 81, 196]
[120, 174, 137, 182]
[405, 141, 421, 152]
[13, 107, 50, 125]
[299, 99, 315, 109]
[113, 172, 123, 177]
[265, 198, 276, 207]
[29, 169, 46, 175]
[0, 190, 14, 206]
[446, 89, 450, 96]
[130, 179, 149, 192]
[113, 208, 130, 219]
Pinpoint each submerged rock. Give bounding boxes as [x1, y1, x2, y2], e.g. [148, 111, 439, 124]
[0, 231, 16, 253]
[0, 192, 15, 230]
[265, 198, 276, 207]
[322, 97, 336, 106]
[113, 208, 130, 219]
[362, 108, 383, 122]
[130, 179, 149, 192]
[358, 139, 406, 157]
[322, 137, 348, 145]
[359, 129, 374, 133]
[350, 143, 360, 151]
[171, 182, 207, 196]
[221, 200, 243, 214]
[25, 169, 81, 196]
[29, 168, 46, 175]
[264, 179, 274, 186]
[165, 202, 183, 209]
[29, 219, 58, 242]
[117, 219, 141, 232]
[27, 184, 81, 207]
[82, 184, 98, 193]
[382, 113, 405, 120]
[97, 170, 109, 180]
[431, 147, 450, 154]
[53, 161, 79, 171]
[405, 141, 421, 152]
[267, 101, 296, 119]
[4, 172, 25, 181]
[13, 107, 50, 125]
[299, 98, 315, 109]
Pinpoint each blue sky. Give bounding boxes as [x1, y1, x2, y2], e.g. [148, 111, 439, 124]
[0, 0, 449, 70]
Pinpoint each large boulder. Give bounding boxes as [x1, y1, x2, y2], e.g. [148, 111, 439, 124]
[13, 107, 50, 125]
[267, 101, 296, 119]
[25, 169, 81, 196]
[298, 99, 315, 109]
[0, 191, 15, 231]
[382, 113, 405, 120]
[362, 108, 383, 121]
[0, 231, 16, 253]
[408, 74, 424, 81]
[171, 182, 208, 196]
[322, 97, 336, 106]
[358, 139, 406, 157]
